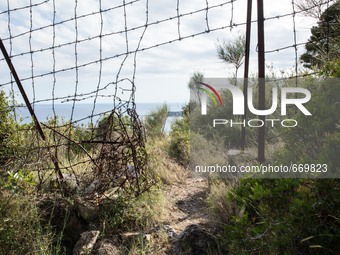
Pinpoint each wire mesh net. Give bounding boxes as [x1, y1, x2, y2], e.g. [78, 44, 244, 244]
[0, 0, 337, 195]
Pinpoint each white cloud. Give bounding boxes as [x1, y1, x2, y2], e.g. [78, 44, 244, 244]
[0, 0, 319, 106]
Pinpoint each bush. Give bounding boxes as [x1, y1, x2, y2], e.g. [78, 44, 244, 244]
[0, 91, 18, 167]
[189, 79, 284, 150]
[213, 77, 340, 254]
[100, 187, 167, 233]
[168, 118, 189, 166]
[190, 131, 227, 174]
[274, 78, 340, 170]
[220, 178, 340, 254]
[318, 132, 340, 172]
[1, 169, 35, 194]
[168, 104, 190, 166]
[144, 104, 168, 138]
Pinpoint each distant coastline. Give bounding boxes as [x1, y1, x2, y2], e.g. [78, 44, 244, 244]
[15, 102, 186, 132]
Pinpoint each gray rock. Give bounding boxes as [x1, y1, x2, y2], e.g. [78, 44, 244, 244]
[73, 230, 100, 255]
[93, 239, 120, 255]
[163, 224, 178, 239]
[152, 224, 178, 239]
[175, 224, 219, 255]
[83, 179, 101, 195]
[74, 198, 99, 221]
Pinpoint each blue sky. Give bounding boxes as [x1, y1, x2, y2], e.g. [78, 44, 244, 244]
[0, 0, 322, 105]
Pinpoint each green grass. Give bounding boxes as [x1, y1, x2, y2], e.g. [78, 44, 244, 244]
[0, 192, 64, 255]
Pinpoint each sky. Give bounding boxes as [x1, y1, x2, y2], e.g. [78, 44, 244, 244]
[0, 0, 324, 106]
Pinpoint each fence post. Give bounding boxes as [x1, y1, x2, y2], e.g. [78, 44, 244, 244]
[0, 37, 45, 140]
[257, 0, 266, 163]
[241, 0, 253, 151]
[0, 37, 64, 181]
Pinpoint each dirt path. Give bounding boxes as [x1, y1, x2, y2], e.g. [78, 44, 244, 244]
[164, 175, 210, 233]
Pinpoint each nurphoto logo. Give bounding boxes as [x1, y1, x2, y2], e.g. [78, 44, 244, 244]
[198, 80, 311, 116]
[196, 78, 312, 128]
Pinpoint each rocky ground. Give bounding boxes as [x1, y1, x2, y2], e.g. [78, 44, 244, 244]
[39, 172, 224, 255]
[163, 176, 222, 255]
[165, 176, 210, 232]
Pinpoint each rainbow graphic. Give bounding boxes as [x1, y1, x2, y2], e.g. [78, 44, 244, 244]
[196, 82, 222, 115]
[197, 82, 222, 106]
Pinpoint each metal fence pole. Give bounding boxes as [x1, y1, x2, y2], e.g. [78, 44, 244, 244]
[0, 37, 64, 181]
[0, 37, 46, 140]
[257, 0, 266, 163]
[241, 0, 252, 150]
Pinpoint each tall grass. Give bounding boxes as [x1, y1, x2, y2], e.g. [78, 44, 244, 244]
[0, 192, 64, 255]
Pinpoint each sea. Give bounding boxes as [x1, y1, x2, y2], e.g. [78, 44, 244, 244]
[15, 102, 185, 133]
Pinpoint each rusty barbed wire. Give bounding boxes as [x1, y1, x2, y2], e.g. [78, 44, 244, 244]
[0, 0, 334, 200]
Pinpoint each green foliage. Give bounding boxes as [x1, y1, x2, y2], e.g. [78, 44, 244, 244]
[190, 77, 286, 150]
[215, 77, 340, 254]
[100, 196, 129, 233]
[168, 104, 190, 166]
[190, 88, 239, 147]
[274, 78, 340, 172]
[301, 1, 340, 69]
[146, 137, 187, 185]
[190, 84, 262, 149]
[100, 187, 166, 233]
[321, 59, 340, 77]
[144, 104, 168, 138]
[0, 193, 63, 255]
[188, 71, 204, 104]
[168, 118, 189, 166]
[69, 124, 94, 154]
[206, 180, 238, 224]
[190, 131, 228, 172]
[96, 113, 131, 139]
[318, 132, 340, 172]
[220, 178, 340, 255]
[0, 91, 18, 166]
[216, 34, 246, 79]
[1, 170, 35, 194]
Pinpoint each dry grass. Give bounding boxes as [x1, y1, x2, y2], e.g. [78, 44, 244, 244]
[206, 180, 239, 224]
[0, 192, 61, 255]
[147, 137, 188, 185]
[128, 188, 169, 230]
[123, 229, 171, 255]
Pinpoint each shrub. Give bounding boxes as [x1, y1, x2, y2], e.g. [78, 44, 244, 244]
[168, 104, 190, 166]
[0, 91, 18, 167]
[219, 178, 340, 254]
[1, 169, 35, 194]
[214, 77, 340, 254]
[274, 78, 340, 168]
[69, 124, 95, 154]
[100, 187, 167, 234]
[144, 104, 168, 138]
[190, 131, 227, 173]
